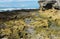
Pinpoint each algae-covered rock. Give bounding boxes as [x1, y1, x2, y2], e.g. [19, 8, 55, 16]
[0, 8, 60, 39]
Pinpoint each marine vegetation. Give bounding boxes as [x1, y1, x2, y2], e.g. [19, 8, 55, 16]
[0, 8, 60, 39]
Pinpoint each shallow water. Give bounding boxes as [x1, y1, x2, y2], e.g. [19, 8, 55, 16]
[0, 0, 40, 11]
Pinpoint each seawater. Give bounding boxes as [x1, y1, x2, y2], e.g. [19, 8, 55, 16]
[0, 1, 40, 11]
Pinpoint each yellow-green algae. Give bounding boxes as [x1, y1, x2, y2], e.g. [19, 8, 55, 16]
[0, 8, 60, 39]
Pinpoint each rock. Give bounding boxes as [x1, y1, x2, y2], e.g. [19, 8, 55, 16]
[2, 38, 8, 39]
